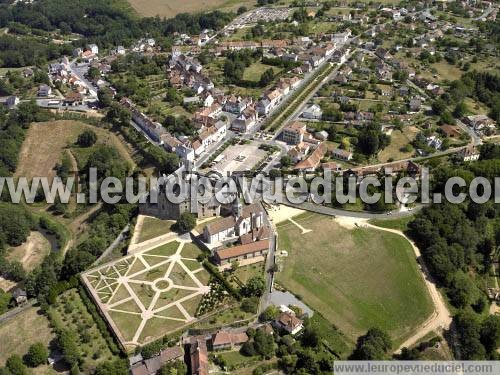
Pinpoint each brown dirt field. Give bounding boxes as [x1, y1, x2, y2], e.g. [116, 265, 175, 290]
[0, 307, 55, 366]
[15, 120, 135, 181]
[127, 0, 256, 18]
[7, 231, 51, 272]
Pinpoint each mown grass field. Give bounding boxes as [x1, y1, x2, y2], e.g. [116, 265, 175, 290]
[15, 120, 134, 182]
[127, 0, 256, 18]
[137, 216, 174, 243]
[378, 127, 419, 163]
[242, 62, 281, 82]
[370, 216, 414, 233]
[276, 212, 433, 346]
[0, 307, 55, 366]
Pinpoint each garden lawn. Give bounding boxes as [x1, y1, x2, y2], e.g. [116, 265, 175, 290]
[276, 212, 433, 347]
[242, 62, 282, 82]
[137, 217, 174, 243]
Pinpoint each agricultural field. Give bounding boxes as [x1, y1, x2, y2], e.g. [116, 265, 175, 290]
[127, 0, 256, 18]
[275, 211, 433, 347]
[81, 239, 211, 349]
[0, 307, 55, 366]
[48, 289, 115, 370]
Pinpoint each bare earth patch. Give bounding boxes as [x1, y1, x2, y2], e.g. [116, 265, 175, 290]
[7, 231, 51, 272]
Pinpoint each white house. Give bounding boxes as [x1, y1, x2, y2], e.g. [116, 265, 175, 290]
[87, 44, 99, 55]
[302, 104, 323, 120]
[38, 84, 52, 97]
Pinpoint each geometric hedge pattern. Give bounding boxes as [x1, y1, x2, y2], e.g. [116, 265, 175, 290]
[82, 239, 211, 346]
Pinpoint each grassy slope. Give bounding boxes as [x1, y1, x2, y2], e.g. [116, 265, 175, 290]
[0, 307, 55, 366]
[276, 212, 433, 347]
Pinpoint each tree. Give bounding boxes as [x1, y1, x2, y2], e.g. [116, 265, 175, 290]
[97, 88, 113, 107]
[351, 328, 392, 360]
[453, 101, 467, 118]
[241, 297, 259, 313]
[480, 315, 500, 355]
[25, 343, 49, 367]
[237, 6, 247, 15]
[5, 355, 29, 375]
[0, 289, 11, 314]
[77, 130, 97, 147]
[260, 305, 279, 322]
[253, 328, 275, 358]
[242, 275, 265, 297]
[159, 360, 187, 375]
[280, 155, 292, 168]
[62, 249, 95, 279]
[175, 212, 196, 233]
[95, 359, 130, 375]
[259, 68, 274, 87]
[58, 329, 81, 368]
[454, 311, 486, 359]
[240, 341, 256, 356]
[87, 67, 100, 80]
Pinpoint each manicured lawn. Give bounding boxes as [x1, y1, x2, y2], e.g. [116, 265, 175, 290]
[83, 239, 209, 347]
[137, 217, 174, 243]
[230, 263, 264, 288]
[276, 212, 433, 347]
[242, 62, 282, 82]
[0, 307, 54, 366]
[181, 243, 204, 258]
[193, 304, 253, 329]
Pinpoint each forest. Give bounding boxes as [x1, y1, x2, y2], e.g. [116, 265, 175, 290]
[408, 145, 500, 359]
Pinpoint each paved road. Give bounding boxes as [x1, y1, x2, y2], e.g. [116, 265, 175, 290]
[69, 59, 98, 99]
[474, 5, 495, 21]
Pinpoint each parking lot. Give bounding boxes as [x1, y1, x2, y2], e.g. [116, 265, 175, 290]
[212, 141, 268, 174]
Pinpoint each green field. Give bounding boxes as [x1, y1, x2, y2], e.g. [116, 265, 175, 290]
[370, 216, 414, 233]
[276, 212, 433, 346]
[137, 216, 174, 243]
[242, 62, 282, 82]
